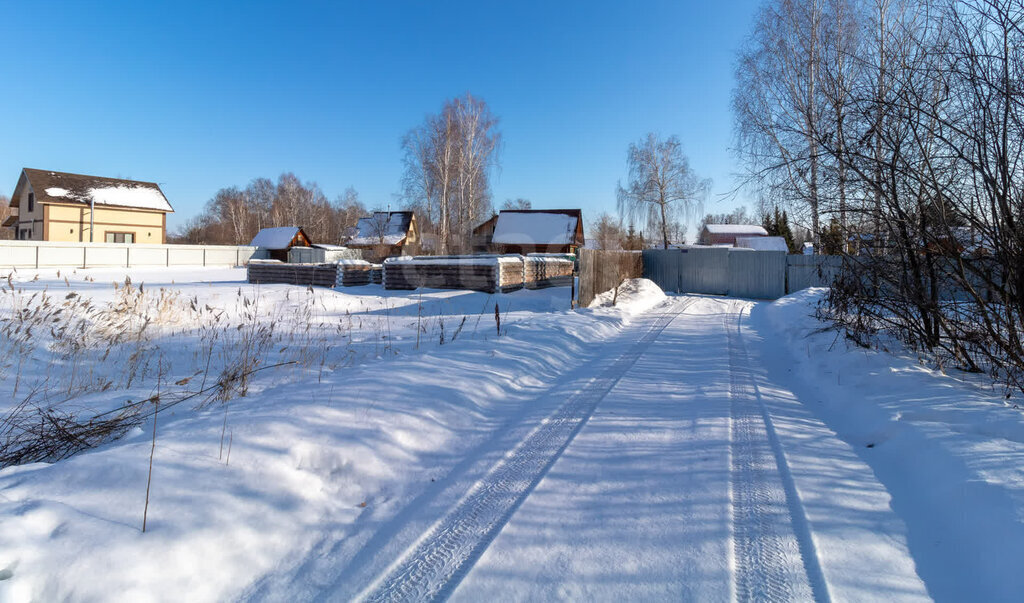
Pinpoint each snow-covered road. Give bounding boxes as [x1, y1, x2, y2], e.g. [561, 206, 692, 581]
[446, 296, 926, 601]
[257, 296, 928, 601]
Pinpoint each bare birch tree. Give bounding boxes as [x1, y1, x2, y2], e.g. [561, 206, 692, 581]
[401, 93, 502, 254]
[616, 133, 710, 249]
[734, 0, 827, 245]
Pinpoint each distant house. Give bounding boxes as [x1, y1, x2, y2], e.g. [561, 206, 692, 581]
[484, 209, 585, 255]
[4, 168, 174, 243]
[346, 211, 419, 260]
[698, 224, 768, 246]
[249, 226, 312, 262]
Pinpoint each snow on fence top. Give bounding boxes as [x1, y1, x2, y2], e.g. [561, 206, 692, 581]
[20, 168, 174, 212]
[250, 227, 303, 249]
[491, 212, 578, 245]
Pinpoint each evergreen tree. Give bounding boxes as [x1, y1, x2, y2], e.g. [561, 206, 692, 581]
[820, 219, 844, 255]
[779, 210, 796, 252]
[623, 225, 646, 250]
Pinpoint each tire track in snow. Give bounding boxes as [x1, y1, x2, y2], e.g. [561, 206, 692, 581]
[357, 303, 691, 602]
[726, 302, 828, 602]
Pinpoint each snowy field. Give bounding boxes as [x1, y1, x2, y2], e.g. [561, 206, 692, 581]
[0, 268, 1022, 601]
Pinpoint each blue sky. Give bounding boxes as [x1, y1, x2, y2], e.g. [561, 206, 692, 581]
[1, 1, 760, 233]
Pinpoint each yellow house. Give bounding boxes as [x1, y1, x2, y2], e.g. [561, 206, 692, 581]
[4, 168, 174, 243]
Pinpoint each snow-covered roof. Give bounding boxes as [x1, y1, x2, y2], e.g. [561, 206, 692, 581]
[348, 212, 413, 246]
[491, 211, 580, 246]
[250, 227, 303, 249]
[19, 168, 174, 212]
[735, 236, 789, 252]
[703, 224, 768, 236]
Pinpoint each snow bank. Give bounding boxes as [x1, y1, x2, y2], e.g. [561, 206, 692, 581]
[0, 267, 639, 602]
[588, 278, 667, 315]
[755, 288, 1024, 602]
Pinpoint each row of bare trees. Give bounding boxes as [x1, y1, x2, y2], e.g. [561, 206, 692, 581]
[167, 94, 509, 253]
[173, 173, 366, 245]
[401, 93, 502, 254]
[736, 0, 1024, 392]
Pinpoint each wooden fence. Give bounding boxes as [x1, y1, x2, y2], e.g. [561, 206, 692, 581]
[578, 249, 643, 307]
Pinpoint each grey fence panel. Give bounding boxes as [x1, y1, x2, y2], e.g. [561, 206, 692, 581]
[0, 241, 261, 269]
[786, 255, 842, 293]
[641, 248, 843, 299]
[679, 247, 730, 295]
[728, 250, 787, 299]
[642, 249, 682, 293]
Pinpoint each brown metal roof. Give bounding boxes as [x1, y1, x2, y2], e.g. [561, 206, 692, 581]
[12, 168, 173, 212]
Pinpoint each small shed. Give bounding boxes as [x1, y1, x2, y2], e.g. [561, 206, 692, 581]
[249, 226, 312, 262]
[698, 224, 768, 246]
[486, 209, 584, 255]
[735, 236, 789, 252]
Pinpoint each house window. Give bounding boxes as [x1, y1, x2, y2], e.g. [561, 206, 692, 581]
[27, 193, 34, 213]
[105, 232, 135, 244]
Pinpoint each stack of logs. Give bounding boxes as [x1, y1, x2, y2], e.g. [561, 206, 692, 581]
[383, 256, 526, 293]
[247, 254, 575, 293]
[524, 255, 575, 289]
[246, 261, 338, 287]
[335, 260, 373, 287]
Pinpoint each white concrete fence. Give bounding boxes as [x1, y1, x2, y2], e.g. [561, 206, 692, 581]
[0, 240, 267, 269]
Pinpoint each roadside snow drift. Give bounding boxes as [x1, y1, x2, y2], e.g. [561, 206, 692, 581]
[588, 278, 666, 315]
[753, 288, 1024, 602]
